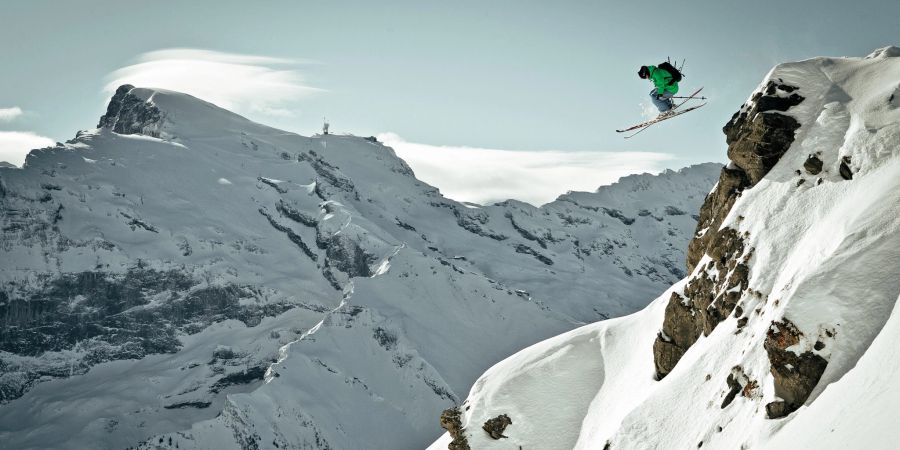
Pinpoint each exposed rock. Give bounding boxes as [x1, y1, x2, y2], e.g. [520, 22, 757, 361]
[212, 345, 237, 360]
[394, 217, 417, 232]
[803, 154, 823, 175]
[658, 81, 804, 379]
[163, 400, 212, 409]
[686, 167, 750, 272]
[209, 365, 267, 393]
[258, 208, 317, 261]
[602, 207, 635, 225]
[449, 205, 508, 241]
[97, 85, 165, 137]
[721, 374, 742, 409]
[839, 155, 853, 180]
[721, 366, 754, 408]
[258, 176, 288, 194]
[482, 414, 512, 439]
[277, 200, 318, 227]
[687, 81, 802, 273]
[299, 151, 356, 195]
[763, 320, 828, 418]
[0, 268, 294, 402]
[655, 228, 749, 379]
[653, 293, 702, 379]
[507, 212, 551, 249]
[514, 243, 554, 266]
[324, 234, 375, 277]
[723, 83, 803, 185]
[765, 400, 790, 419]
[440, 407, 470, 450]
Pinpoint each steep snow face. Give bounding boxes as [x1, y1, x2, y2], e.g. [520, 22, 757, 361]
[436, 47, 900, 450]
[0, 86, 719, 449]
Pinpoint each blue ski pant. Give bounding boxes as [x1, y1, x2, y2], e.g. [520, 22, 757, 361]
[650, 88, 674, 112]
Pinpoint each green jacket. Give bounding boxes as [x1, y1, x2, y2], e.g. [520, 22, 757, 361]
[648, 65, 679, 95]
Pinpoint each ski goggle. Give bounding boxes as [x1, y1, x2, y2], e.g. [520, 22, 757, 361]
[638, 67, 650, 79]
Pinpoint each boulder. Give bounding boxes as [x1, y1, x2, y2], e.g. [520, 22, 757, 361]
[803, 154, 823, 175]
[839, 155, 854, 180]
[482, 414, 512, 439]
[763, 320, 828, 418]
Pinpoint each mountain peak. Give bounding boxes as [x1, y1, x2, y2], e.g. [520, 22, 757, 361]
[866, 45, 900, 59]
[97, 84, 165, 137]
[96, 84, 280, 140]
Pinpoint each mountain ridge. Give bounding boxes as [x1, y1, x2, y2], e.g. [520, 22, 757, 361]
[0, 85, 720, 449]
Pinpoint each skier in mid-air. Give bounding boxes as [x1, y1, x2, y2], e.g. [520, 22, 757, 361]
[638, 64, 679, 115]
[616, 60, 704, 138]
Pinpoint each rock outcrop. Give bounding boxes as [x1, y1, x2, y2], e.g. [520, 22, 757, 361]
[440, 407, 470, 450]
[482, 414, 512, 439]
[657, 81, 804, 379]
[839, 155, 854, 180]
[97, 84, 165, 137]
[803, 154, 823, 175]
[686, 80, 803, 272]
[654, 227, 750, 379]
[763, 320, 828, 418]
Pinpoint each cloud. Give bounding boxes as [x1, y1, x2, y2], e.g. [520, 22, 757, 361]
[105, 48, 323, 120]
[377, 133, 676, 206]
[0, 107, 24, 122]
[0, 131, 56, 167]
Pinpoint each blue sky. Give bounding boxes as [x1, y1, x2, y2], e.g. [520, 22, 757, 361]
[1, 0, 898, 202]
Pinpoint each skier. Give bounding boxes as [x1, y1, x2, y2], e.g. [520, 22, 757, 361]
[638, 64, 679, 115]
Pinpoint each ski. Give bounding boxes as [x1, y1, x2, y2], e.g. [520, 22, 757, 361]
[616, 87, 704, 135]
[622, 103, 706, 139]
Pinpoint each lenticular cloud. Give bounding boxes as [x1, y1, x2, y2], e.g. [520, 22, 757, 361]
[104, 48, 323, 120]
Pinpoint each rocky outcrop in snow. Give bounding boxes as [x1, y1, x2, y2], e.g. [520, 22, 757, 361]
[687, 80, 803, 273]
[763, 319, 828, 418]
[433, 47, 900, 450]
[481, 414, 512, 439]
[657, 79, 806, 379]
[440, 407, 471, 450]
[97, 84, 165, 137]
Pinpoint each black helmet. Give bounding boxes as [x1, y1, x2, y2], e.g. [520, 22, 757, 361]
[638, 66, 650, 79]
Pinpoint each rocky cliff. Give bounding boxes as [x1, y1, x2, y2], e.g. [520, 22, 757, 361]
[655, 79, 806, 381]
[433, 46, 900, 450]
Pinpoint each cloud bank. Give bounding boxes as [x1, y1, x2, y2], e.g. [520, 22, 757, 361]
[0, 131, 56, 167]
[0, 107, 24, 122]
[105, 48, 322, 120]
[377, 133, 675, 206]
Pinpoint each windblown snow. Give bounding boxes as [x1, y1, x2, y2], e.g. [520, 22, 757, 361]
[0, 85, 720, 449]
[431, 47, 900, 450]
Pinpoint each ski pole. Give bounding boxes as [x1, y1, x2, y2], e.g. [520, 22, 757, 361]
[669, 96, 707, 100]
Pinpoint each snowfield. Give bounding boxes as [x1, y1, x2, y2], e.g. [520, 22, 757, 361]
[433, 47, 900, 450]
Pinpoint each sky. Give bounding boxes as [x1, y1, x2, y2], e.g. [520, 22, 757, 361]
[1, 0, 898, 204]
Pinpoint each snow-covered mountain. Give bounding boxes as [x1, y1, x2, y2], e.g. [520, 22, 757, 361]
[431, 46, 900, 450]
[0, 84, 720, 449]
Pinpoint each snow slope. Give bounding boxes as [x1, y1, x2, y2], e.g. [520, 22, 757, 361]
[0, 86, 719, 449]
[433, 47, 900, 449]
